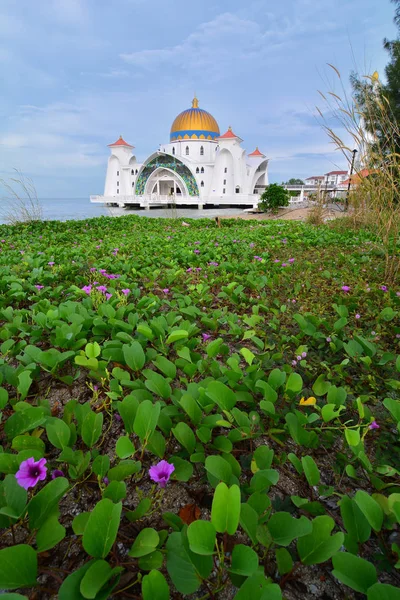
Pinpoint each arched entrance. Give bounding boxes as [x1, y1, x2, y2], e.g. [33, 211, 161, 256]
[145, 168, 186, 201]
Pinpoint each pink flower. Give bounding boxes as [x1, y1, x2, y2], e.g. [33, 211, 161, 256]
[341, 285, 350, 292]
[96, 285, 107, 293]
[281, 263, 287, 267]
[48, 261, 55, 266]
[162, 288, 169, 294]
[202, 333, 211, 341]
[254, 256, 262, 261]
[51, 469, 65, 479]
[149, 460, 175, 488]
[288, 258, 295, 263]
[274, 259, 280, 263]
[15, 457, 47, 489]
[121, 289, 130, 296]
[105, 293, 112, 300]
[194, 249, 200, 254]
[380, 285, 388, 292]
[326, 337, 332, 342]
[355, 314, 360, 319]
[369, 421, 379, 430]
[82, 285, 92, 294]
[35, 284, 44, 290]
[90, 268, 97, 272]
[186, 268, 192, 272]
[292, 360, 297, 366]
[301, 351, 307, 358]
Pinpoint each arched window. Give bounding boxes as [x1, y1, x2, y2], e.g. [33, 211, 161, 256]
[196, 167, 199, 173]
[200, 146, 204, 156]
[185, 146, 189, 155]
[135, 169, 138, 174]
[224, 167, 227, 173]
[132, 182, 134, 187]
[201, 181, 204, 187]
[235, 186, 240, 194]
[131, 169, 134, 175]
[201, 167, 204, 173]
[223, 188, 226, 194]
[172, 147, 175, 155]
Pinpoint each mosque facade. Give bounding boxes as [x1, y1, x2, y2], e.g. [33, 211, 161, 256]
[91, 97, 269, 208]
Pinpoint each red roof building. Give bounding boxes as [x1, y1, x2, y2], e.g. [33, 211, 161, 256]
[248, 147, 265, 157]
[108, 136, 134, 148]
[218, 126, 239, 139]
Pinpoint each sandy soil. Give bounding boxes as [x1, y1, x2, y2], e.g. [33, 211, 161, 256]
[218, 205, 344, 222]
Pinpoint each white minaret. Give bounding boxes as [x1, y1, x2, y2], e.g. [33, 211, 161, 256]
[104, 136, 135, 198]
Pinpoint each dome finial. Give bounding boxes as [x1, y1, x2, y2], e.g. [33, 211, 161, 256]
[192, 96, 199, 108]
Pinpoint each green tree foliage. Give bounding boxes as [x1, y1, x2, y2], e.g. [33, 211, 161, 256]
[286, 178, 305, 185]
[351, 0, 400, 154]
[259, 184, 290, 213]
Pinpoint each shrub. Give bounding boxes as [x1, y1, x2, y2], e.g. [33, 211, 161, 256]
[259, 184, 290, 213]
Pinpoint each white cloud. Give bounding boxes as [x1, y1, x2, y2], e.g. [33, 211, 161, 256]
[51, 0, 86, 25]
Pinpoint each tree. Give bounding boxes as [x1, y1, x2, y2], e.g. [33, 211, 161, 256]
[259, 184, 290, 213]
[351, 0, 400, 155]
[286, 178, 304, 185]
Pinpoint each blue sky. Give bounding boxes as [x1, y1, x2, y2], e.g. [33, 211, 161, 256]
[0, 0, 397, 197]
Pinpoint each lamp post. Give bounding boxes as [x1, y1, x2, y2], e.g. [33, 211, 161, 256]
[345, 149, 358, 211]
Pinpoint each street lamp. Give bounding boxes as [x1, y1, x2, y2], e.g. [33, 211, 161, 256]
[345, 149, 358, 211]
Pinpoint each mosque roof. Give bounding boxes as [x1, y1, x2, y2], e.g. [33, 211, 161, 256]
[218, 126, 239, 139]
[248, 147, 265, 157]
[170, 97, 220, 141]
[108, 136, 134, 148]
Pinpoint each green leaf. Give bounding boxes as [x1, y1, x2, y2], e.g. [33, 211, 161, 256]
[334, 317, 347, 331]
[92, 454, 110, 478]
[367, 583, 400, 600]
[80, 559, 114, 599]
[286, 372, 303, 394]
[123, 341, 146, 371]
[172, 422, 196, 454]
[187, 520, 216, 555]
[17, 371, 33, 401]
[103, 481, 127, 503]
[129, 528, 160, 558]
[139, 550, 164, 571]
[166, 532, 202, 594]
[81, 411, 103, 448]
[153, 355, 176, 379]
[354, 490, 383, 532]
[133, 400, 160, 443]
[0, 545, 37, 589]
[240, 347, 255, 365]
[229, 544, 259, 576]
[82, 499, 122, 558]
[380, 307, 396, 321]
[275, 548, 293, 575]
[340, 496, 371, 545]
[4, 407, 46, 438]
[11, 435, 45, 454]
[126, 497, 152, 522]
[143, 370, 172, 399]
[72, 512, 90, 535]
[142, 570, 170, 600]
[268, 368, 286, 390]
[0, 474, 27, 519]
[116, 435, 135, 459]
[85, 342, 101, 358]
[206, 381, 237, 411]
[28, 477, 69, 530]
[312, 374, 331, 396]
[170, 456, 193, 482]
[301, 456, 320, 486]
[297, 515, 344, 565]
[211, 482, 241, 535]
[234, 573, 281, 600]
[205, 455, 232, 483]
[332, 552, 377, 594]
[36, 513, 66, 552]
[239, 502, 259, 545]
[268, 512, 312, 546]
[166, 329, 189, 344]
[345, 428, 360, 446]
[46, 417, 71, 449]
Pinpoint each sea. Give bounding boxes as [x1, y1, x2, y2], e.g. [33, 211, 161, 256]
[0, 197, 245, 225]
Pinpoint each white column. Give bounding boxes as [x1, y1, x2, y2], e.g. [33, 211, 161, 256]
[300, 187, 304, 202]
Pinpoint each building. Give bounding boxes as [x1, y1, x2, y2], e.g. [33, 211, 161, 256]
[304, 176, 325, 186]
[323, 170, 348, 186]
[91, 97, 269, 209]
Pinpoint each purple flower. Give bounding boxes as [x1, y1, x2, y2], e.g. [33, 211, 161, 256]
[369, 421, 380, 430]
[105, 293, 112, 300]
[149, 460, 175, 488]
[96, 285, 107, 293]
[115, 413, 122, 421]
[48, 261, 55, 266]
[194, 241, 200, 245]
[103, 477, 109, 486]
[281, 263, 287, 267]
[121, 289, 130, 296]
[396, 292, 400, 297]
[202, 333, 211, 341]
[289, 258, 295, 263]
[82, 285, 92, 294]
[341, 285, 350, 292]
[254, 256, 262, 261]
[15, 457, 47, 489]
[326, 337, 332, 342]
[396, 334, 400, 339]
[186, 267, 193, 272]
[380, 285, 388, 292]
[194, 249, 200, 254]
[90, 267, 97, 272]
[292, 360, 297, 366]
[274, 259, 280, 263]
[296, 355, 302, 361]
[355, 314, 360, 319]
[208, 262, 219, 267]
[162, 288, 169, 294]
[249, 243, 255, 248]
[35, 284, 44, 290]
[51, 469, 64, 479]
[371, 331, 376, 336]
[301, 351, 307, 358]
[195, 267, 202, 271]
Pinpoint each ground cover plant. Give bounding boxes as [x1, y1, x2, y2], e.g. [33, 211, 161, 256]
[0, 214, 399, 600]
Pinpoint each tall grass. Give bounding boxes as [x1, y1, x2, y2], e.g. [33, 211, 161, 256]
[0, 170, 43, 225]
[317, 67, 400, 283]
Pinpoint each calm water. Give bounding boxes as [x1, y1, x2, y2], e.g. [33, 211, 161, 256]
[0, 197, 245, 224]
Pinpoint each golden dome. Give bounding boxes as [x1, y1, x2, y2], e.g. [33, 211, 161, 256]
[170, 97, 220, 141]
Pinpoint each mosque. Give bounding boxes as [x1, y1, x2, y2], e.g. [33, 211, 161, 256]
[90, 97, 269, 209]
